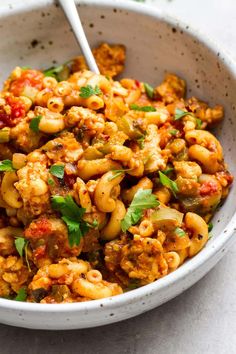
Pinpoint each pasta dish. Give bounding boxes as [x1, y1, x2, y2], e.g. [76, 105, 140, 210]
[0, 43, 233, 303]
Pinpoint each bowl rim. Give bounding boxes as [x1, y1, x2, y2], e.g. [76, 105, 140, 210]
[0, 0, 236, 313]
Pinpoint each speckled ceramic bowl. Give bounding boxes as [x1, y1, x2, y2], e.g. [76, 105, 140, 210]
[0, 0, 236, 330]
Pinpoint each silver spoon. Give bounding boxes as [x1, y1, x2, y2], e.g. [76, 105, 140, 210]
[58, 0, 100, 74]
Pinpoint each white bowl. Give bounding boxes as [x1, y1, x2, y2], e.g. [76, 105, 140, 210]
[0, 0, 236, 330]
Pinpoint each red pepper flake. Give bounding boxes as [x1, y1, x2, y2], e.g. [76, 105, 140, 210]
[9, 69, 44, 96]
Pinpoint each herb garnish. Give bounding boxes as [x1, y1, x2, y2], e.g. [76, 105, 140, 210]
[161, 167, 174, 175]
[130, 104, 156, 112]
[144, 83, 154, 99]
[14, 237, 31, 271]
[137, 134, 146, 149]
[174, 108, 194, 121]
[43, 62, 71, 81]
[121, 189, 159, 232]
[0, 160, 15, 172]
[14, 287, 27, 302]
[79, 85, 101, 98]
[29, 115, 42, 133]
[174, 227, 186, 237]
[51, 195, 91, 247]
[49, 164, 65, 179]
[159, 171, 179, 197]
[196, 118, 202, 129]
[208, 222, 213, 232]
[108, 168, 131, 181]
[47, 178, 55, 186]
[169, 129, 179, 136]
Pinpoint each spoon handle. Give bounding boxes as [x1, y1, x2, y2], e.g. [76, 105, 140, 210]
[58, 0, 100, 74]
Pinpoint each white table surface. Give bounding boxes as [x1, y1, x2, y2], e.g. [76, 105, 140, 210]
[1, 1, 236, 353]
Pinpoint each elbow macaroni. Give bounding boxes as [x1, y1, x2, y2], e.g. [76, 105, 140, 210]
[0, 43, 232, 303]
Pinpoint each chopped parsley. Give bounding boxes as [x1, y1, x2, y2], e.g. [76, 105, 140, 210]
[43, 62, 71, 81]
[174, 227, 186, 237]
[161, 167, 174, 175]
[15, 237, 26, 257]
[29, 115, 42, 133]
[14, 237, 31, 271]
[0, 160, 15, 172]
[49, 164, 65, 179]
[137, 134, 146, 149]
[108, 168, 131, 181]
[144, 83, 154, 99]
[47, 178, 55, 186]
[169, 129, 179, 136]
[159, 171, 179, 197]
[208, 222, 213, 232]
[130, 104, 156, 112]
[14, 287, 27, 302]
[79, 85, 101, 98]
[196, 118, 202, 129]
[51, 195, 91, 247]
[174, 108, 194, 121]
[121, 189, 159, 232]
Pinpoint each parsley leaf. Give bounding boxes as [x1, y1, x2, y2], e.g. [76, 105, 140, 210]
[15, 238, 26, 257]
[208, 222, 213, 232]
[121, 189, 159, 232]
[49, 164, 64, 179]
[137, 135, 146, 149]
[130, 104, 156, 112]
[14, 287, 27, 302]
[51, 195, 90, 246]
[0, 160, 15, 172]
[43, 62, 71, 81]
[174, 108, 194, 121]
[169, 129, 179, 136]
[162, 167, 174, 175]
[174, 227, 186, 237]
[196, 118, 202, 129]
[29, 115, 42, 133]
[159, 171, 179, 197]
[108, 168, 131, 181]
[48, 178, 55, 186]
[79, 85, 101, 98]
[144, 83, 154, 99]
[14, 237, 31, 271]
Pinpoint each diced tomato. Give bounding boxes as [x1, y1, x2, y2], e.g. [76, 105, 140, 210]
[25, 218, 52, 239]
[199, 181, 218, 196]
[0, 96, 26, 128]
[9, 69, 44, 97]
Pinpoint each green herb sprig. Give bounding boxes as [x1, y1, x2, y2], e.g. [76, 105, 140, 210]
[144, 83, 154, 99]
[121, 189, 159, 232]
[49, 164, 65, 179]
[159, 171, 179, 197]
[79, 85, 101, 98]
[0, 160, 15, 172]
[108, 168, 131, 181]
[130, 104, 156, 112]
[14, 287, 27, 302]
[51, 195, 92, 247]
[29, 115, 42, 133]
[174, 108, 194, 121]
